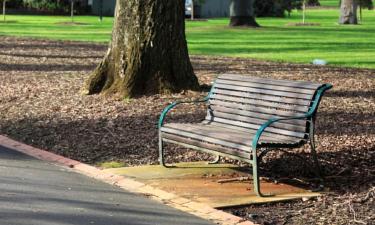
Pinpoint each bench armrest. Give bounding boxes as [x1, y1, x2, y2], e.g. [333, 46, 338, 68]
[251, 84, 332, 150]
[158, 83, 216, 129]
[158, 97, 209, 129]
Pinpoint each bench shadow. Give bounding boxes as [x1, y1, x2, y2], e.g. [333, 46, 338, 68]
[0, 104, 373, 194]
[259, 145, 375, 193]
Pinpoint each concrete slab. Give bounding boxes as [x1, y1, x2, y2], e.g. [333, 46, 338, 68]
[104, 162, 320, 208]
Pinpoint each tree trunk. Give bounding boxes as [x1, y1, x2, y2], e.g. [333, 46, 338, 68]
[229, 0, 259, 27]
[71, 0, 74, 23]
[83, 0, 199, 97]
[2, 0, 6, 22]
[191, 0, 194, 20]
[339, 0, 358, 24]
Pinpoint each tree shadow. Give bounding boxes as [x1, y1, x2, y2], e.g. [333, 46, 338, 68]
[0, 63, 97, 72]
[325, 90, 375, 98]
[259, 145, 375, 193]
[0, 52, 103, 59]
[0, 100, 372, 195]
[0, 42, 107, 51]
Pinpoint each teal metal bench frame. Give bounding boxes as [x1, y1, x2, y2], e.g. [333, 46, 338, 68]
[158, 77, 332, 197]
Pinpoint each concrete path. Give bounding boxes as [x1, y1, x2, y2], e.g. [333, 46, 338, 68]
[0, 145, 214, 225]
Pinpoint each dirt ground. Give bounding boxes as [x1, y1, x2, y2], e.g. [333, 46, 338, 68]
[0, 36, 374, 225]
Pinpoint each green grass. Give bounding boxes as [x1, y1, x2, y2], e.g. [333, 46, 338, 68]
[319, 0, 339, 7]
[1, 9, 375, 69]
[0, 15, 113, 42]
[186, 9, 375, 68]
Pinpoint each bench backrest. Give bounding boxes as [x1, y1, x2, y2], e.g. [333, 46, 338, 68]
[206, 74, 326, 140]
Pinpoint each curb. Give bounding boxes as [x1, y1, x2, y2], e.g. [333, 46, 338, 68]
[0, 135, 257, 225]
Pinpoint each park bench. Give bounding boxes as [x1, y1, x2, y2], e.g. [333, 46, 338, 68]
[158, 74, 332, 197]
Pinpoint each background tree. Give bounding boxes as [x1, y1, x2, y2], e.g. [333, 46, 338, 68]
[23, 0, 88, 14]
[229, 0, 259, 27]
[302, 0, 306, 24]
[339, 0, 358, 24]
[83, 0, 200, 97]
[358, 0, 373, 22]
[70, 0, 74, 22]
[2, 0, 6, 22]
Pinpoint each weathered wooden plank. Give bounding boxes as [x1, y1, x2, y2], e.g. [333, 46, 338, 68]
[214, 83, 315, 101]
[162, 133, 251, 157]
[215, 79, 316, 95]
[163, 123, 301, 148]
[208, 105, 307, 126]
[209, 100, 306, 118]
[210, 94, 310, 112]
[161, 127, 251, 151]
[219, 74, 321, 89]
[213, 89, 311, 107]
[164, 123, 252, 145]
[180, 123, 288, 143]
[201, 121, 304, 142]
[206, 111, 307, 132]
[207, 117, 307, 138]
[213, 85, 312, 106]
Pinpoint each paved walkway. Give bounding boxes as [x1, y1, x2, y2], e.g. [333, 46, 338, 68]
[0, 145, 214, 225]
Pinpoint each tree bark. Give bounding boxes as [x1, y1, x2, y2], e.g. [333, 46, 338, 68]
[229, 0, 259, 27]
[339, 0, 358, 24]
[2, 0, 6, 22]
[71, 0, 74, 23]
[83, 0, 199, 97]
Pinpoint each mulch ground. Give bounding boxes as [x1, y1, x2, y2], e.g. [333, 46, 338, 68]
[0, 36, 374, 225]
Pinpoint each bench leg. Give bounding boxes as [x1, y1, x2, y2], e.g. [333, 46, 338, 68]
[207, 155, 221, 164]
[309, 118, 322, 178]
[252, 148, 274, 197]
[158, 131, 166, 167]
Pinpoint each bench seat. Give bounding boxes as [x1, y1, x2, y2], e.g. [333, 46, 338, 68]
[161, 122, 307, 161]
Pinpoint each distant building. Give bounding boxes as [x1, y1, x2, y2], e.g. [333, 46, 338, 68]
[88, 0, 230, 18]
[200, 0, 230, 18]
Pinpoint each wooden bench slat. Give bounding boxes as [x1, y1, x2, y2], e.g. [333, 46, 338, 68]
[164, 123, 253, 146]
[206, 111, 307, 132]
[161, 127, 251, 151]
[214, 82, 316, 98]
[162, 133, 251, 159]
[213, 84, 312, 106]
[181, 123, 288, 143]
[201, 121, 303, 142]
[211, 94, 310, 112]
[208, 105, 307, 126]
[219, 74, 321, 89]
[215, 79, 317, 95]
[163, 123, 301, 149]
[212, 89, 311, 106]
[208, 117, 307, 138]
[209, 100, 306, 118]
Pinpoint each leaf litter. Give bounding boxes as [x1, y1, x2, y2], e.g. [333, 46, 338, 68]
[0, 37, 374, 225]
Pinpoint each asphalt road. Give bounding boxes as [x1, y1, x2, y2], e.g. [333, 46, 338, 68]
[0, 145, 214, 225]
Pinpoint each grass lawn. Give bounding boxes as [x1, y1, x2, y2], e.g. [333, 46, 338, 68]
[1, 8, 375, 68]
[320, 0, 340, 7]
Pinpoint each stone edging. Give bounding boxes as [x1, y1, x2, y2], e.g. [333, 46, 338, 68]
[0, 135, 256, 225]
